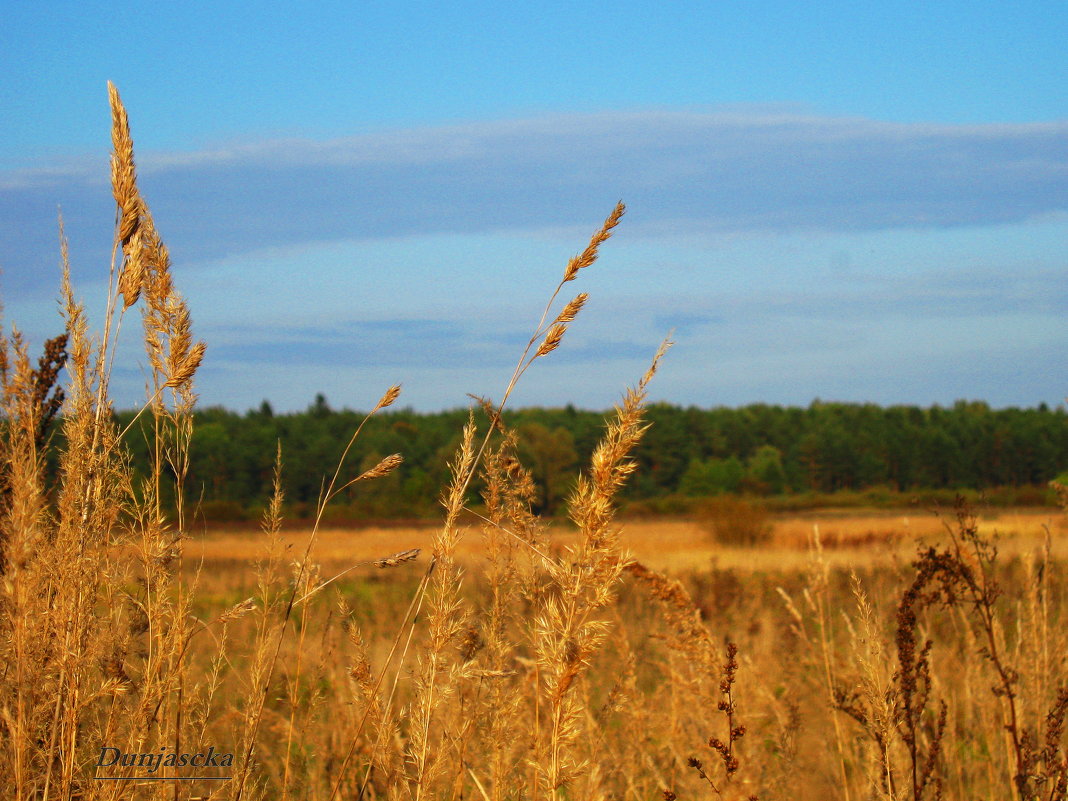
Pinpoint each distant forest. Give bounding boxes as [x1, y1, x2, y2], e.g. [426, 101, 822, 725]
[114, 397, 1067, 521]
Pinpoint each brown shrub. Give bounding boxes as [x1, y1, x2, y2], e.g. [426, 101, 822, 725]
[697, 495, 773, 547]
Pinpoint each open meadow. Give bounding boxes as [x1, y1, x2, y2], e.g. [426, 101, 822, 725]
[2, 85, 1067, 801]
[191, 507, 1066, 577]
[164, 505, 1068, 800]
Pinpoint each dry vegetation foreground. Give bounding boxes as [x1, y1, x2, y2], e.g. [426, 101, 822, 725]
[165, 504, 1068, 800]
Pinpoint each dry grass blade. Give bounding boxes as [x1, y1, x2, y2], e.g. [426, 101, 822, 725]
[235, 385, 406, 800]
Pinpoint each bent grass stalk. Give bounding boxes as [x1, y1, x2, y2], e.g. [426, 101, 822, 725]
[323, 202, 635, 801]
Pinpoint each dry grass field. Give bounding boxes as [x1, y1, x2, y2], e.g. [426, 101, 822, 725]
[190, 507, 1065, 574]
[168, 505, 1068, 801]
[2, 84, 1067, 801]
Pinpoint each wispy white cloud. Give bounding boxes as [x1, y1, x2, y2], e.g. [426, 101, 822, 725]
[3, 108, 1066, 297]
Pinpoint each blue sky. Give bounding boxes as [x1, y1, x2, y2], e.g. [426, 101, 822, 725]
[2, 1, 1066, 411]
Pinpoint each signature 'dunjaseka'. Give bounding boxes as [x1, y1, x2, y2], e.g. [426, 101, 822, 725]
[96, 746, 234, 773]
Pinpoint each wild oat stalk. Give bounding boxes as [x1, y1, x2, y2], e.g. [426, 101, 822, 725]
[473, 435, 540, 799]
[103, 83, 210, 799]
[0, 81, 213, 801]
[235, 382, 403, 801]
[322, 203, 634, 801]
[406, 417, 478, 798]
[831, 572, 899, 799]
[532, 337, 671, 796]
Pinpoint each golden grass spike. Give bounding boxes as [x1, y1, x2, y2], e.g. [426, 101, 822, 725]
[109, 81, 149, 310]
[376, 383, 402, 410]
[107, 81, 141, 252]
[535, 323, 567, 358]
[562, 200, 625, 282]
[166, 297, 194, 373]
[357, 453, 404, 481]
[639, 332, 673, 391]
[117, 231, 145, 309]
[554, 292, 588, 324]
[373, 548, 421, 569]
[218, 597, 258, 624]
[164, 340, 205, 389]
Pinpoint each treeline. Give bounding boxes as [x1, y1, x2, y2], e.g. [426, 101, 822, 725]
[112, 396, 1068, 521]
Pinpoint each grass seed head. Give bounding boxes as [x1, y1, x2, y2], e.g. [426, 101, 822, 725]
[358, 453, 404, 481]
[554, 292, 588, 324]
[563, 201, 625, 282]
[372, 548, 420, 568]
[376, 383, 402, 410]
[535, 323, 567, 358]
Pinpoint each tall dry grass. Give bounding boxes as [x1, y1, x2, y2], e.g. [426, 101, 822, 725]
[1, 84, 1067, 801]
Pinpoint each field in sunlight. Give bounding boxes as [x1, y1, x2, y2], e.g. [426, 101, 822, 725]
[7, 82, 1066, 801]
[189, 506, 1065, 579]
[163, 503, 1068, 800]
